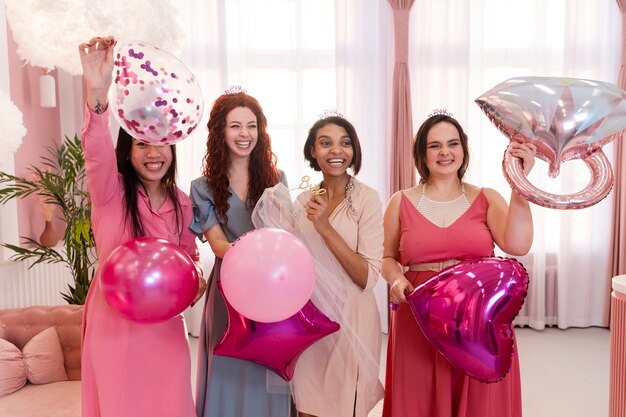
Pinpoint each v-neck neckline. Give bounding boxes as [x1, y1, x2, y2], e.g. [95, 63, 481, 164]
[228, 185, 248, 208]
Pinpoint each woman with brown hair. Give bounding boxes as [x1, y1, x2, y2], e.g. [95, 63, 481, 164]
[381, 112, 536, 417]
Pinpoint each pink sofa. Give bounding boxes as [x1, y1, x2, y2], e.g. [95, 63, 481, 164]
[0, 305, 83, 417]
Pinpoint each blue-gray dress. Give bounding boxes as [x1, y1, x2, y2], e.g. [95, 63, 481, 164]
[190, 174, 292, 417]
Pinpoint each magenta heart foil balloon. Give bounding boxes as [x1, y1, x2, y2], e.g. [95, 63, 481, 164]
[214, 283, 340, 381]
[406, 257, 529, 383]
[475, 76, 626, 209]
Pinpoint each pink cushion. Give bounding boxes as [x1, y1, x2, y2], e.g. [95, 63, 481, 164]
[0, 327, 68, 398]
[0, 305, 83, 381]
[23, 327, 68, 384]
[0, 339, 26, 397]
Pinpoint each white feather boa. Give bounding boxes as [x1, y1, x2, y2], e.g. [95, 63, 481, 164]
[5, 0, 186, 75]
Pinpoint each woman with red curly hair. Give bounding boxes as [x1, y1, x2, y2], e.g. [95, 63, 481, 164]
[190, 90, 289, 417]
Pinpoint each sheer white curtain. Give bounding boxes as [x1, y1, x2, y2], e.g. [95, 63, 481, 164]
[175, 0, 393, 334]
[409, 0, 621, 329]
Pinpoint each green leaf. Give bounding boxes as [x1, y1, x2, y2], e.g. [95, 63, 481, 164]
[0, 134, 95, 305]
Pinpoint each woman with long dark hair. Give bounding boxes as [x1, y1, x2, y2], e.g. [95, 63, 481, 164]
[78, 36, 205, 417]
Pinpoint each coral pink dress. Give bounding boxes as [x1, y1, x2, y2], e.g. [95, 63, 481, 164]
[382, 192, 522, 417]
[80, 108, 198, 417]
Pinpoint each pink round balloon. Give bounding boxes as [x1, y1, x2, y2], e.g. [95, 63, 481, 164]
[220, 228, 316, 323]
[101, 237, 199, 323]
[407, 257, 529, 383]
[110, 40, 204, 145]
[475, 76, 626, 209]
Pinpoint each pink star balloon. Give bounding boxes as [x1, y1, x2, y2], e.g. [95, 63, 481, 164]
[475, 76, 626, 209]
[214, 284, 340, 381]
[407, 257, 529, 383]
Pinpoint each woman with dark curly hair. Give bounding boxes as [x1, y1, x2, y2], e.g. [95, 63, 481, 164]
[190, 89, 289, 417]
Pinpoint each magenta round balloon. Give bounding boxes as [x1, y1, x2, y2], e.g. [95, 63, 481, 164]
[110, 40, 204, 145]
[407, 257, 529, 383]
[475, 76, 626, 209]
[100, 237, 199, 323]
[220, 228, 316, 323]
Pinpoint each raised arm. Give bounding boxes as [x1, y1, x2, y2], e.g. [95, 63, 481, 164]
[78, 36, 116, 113]
[78, 36, 121, 208]
[486, 142, 536, 255]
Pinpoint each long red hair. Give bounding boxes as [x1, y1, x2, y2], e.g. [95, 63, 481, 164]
[202, 92, 281, 225]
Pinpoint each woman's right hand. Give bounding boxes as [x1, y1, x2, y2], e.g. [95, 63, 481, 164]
[389, 276, 414, 304]
[78, 36, 116, 112]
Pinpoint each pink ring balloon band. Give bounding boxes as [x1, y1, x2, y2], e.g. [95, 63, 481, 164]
[502, 148, 614, 210]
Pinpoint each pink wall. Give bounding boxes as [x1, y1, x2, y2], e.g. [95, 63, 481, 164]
[6, 26, 63, 244]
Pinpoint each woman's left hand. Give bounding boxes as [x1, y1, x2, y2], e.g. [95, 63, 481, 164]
[508, 142, 537, 175]
[191, 279, 207, 307]
[305, 194, 331, 234]
[191, 264, 207, 307]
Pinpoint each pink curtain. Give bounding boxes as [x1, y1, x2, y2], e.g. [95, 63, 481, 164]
[611, 1, 626, 281]
[388, 0, 416, 195]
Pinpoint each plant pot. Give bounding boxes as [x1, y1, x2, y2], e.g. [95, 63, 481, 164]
[40, 220, 59, 247]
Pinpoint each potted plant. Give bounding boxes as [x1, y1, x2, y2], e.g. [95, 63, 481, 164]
[0, 134, 95, 304]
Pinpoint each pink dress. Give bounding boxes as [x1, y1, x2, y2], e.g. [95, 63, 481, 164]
[80, 108, 199, 417]
[382, 192, 522, 417]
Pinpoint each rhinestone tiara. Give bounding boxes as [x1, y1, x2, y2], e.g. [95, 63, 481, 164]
[428, 108, 453, 118]
[224, 85, 247, 95]
[318, 109, 344, 119]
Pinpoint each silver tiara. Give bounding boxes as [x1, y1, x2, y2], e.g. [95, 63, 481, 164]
[225, 85, 247, 94]
[318, 109, 344, 119]
[428, 108, 453, 118]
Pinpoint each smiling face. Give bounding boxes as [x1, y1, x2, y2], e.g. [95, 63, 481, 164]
[425, 121, 464, 178]
[310, 123, 354, 178]
[129, 140, 173, 188]
[224, 106, 258, 159]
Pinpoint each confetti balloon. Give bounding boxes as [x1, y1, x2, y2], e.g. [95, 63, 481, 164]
[475, 76, 626, 209]
[110, 40, 204, 145]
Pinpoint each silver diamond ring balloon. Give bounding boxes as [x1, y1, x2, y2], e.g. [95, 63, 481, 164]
[110, 40, 204, 145]
[475, 77, 626, 209]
